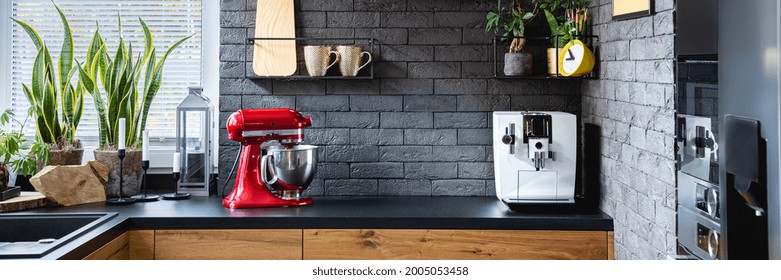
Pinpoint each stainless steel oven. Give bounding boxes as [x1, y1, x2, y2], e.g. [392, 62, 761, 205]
[678, 170, 721, 259]
[676, 57, 720, 259]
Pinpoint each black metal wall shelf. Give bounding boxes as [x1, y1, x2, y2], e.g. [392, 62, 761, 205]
[244, 37, 376, 80]
[492, 35, 599, 80]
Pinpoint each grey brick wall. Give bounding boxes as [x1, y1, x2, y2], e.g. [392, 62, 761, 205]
[219, 0, 580, 197]
[583, 0, 676, 259]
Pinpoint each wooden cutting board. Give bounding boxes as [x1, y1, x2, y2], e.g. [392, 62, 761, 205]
[0, 191, 48, 213]
[253, 0, 297, 76]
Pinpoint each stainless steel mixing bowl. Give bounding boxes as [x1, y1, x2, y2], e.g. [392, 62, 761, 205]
[261, 145, 319, 195]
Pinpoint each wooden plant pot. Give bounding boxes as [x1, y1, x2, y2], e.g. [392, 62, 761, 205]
[94, 149, 143, 198]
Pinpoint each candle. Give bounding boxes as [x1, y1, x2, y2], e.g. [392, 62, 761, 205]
[142, 130, 149, 161]
[117, 118, 126, 150]
[172, 152, 180, 173]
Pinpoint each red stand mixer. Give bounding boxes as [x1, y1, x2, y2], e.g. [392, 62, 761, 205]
[222, 108, 318, 208]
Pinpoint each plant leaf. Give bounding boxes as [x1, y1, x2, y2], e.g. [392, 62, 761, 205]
[61, 65, 79, 139]
[158, 34, 194, 69]
[73, 83, 84, 132]
[44, 77, 60, 143]
[140, 18, 153, 61]
[0, 109, 11, 126]
[54, 3, 74, 94]
[76, 62, 108, 148]
[136, 18, 154, 82]
[10, 18, 44, 51]
[22, 84, 36, 113]
[31, 48, 46, 108]
[86, 26, 102, 72]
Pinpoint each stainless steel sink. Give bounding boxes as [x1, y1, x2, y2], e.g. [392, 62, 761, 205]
[0, 212, 117, 259]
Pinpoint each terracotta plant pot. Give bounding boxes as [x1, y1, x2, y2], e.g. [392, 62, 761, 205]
[504, 52, 533, 76]
[94, 149, 143, 198]
[547, 47, 563, 75]
[36, 148, 84, 172]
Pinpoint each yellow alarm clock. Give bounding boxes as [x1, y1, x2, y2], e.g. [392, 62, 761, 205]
[558, 39, 595, 77]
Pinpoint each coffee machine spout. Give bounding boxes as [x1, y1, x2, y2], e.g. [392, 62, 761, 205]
[528, 137, 551, 171]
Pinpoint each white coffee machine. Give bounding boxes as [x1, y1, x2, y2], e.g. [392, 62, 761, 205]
[492, 111, 577, 209]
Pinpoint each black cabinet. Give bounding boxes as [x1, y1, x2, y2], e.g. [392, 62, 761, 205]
[676, 0, 719, 56]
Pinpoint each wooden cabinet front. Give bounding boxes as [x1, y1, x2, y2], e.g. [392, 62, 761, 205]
[83, 231, 154, 260]
[303, 229, 609, 260]
[154, 229, 302, 260]
[83, 232, 129, 260]
[85, 229, 612, 260]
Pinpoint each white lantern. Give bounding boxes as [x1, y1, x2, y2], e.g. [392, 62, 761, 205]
[175, 86, 213, 196]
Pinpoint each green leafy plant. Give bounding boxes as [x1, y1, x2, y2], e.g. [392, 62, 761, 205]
[11, 3, 84, 153]
[485, 0, 540, 53]
[565, 2, 590, 37]
[0, 109, 49, 180]
[535, 0, 591, 47]
[77, 17, 193, 150]
[543, 9, 570, 47]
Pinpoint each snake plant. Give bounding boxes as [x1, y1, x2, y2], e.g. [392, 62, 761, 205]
[11, 4, 84, 149]
[77, 17, 193, 149]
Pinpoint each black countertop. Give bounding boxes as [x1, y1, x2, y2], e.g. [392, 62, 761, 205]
[12, 196, 613, 259]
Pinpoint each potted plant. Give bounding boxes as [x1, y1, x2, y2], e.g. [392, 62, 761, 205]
[11, 4, 85, 169]
[76, 18, 192, 198]
[486, 0, 541, 76]
[535, 0, 591, 75]
[562, 0, 590, 42]
[543, 9, 567, 75]
[0, 109, 48, 201]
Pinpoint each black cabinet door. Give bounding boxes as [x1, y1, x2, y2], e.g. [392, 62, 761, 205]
[677, 0, 719, 56]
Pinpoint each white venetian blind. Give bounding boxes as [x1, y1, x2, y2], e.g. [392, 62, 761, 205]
[9, 0, 202, 147]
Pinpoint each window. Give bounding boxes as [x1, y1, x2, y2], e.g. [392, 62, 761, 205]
[0, 0, 219, 169]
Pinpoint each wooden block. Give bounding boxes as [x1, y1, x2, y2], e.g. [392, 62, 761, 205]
[155, 229, 302, 260]
[129, 230, 155, 260]
[0, 191, 47, 213]
[253, 0, 297, 76]
[83, 233, 129, 260]
[303, 229, 608, 260]
[29, 161, 108, 206]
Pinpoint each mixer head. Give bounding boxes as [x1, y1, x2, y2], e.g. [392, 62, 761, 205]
[226, 108, 312, 144]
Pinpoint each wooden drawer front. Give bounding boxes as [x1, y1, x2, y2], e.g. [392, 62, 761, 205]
[303, 229, 608, 260]
[129, 230, 155, 260]
[155, 229, 303, 260]
[83, 232, 129, 260]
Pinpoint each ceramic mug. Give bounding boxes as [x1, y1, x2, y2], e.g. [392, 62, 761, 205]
[336, 45, 372, 77]
[304, 45, 340, 77]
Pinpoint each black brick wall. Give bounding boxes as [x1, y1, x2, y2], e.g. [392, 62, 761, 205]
[219, 0, 581, 196]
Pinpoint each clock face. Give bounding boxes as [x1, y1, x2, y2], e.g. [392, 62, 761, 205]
[562, 44, 584, 74]
[558, 40, 594, 77]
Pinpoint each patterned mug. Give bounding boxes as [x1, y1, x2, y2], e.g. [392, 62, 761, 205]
[304, 45, 340, 77]
[336, 45, 372, 77]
